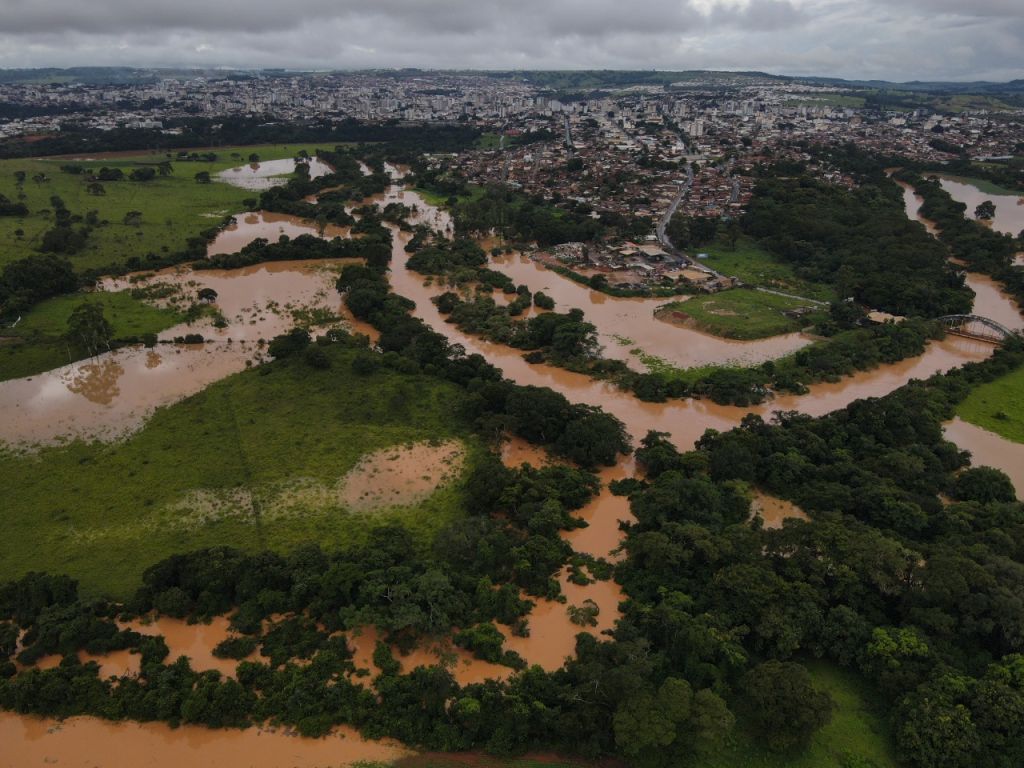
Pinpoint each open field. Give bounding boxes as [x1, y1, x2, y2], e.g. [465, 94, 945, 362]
[660, 288, 818, 339]
[784, 93, 866, 108]
[0, 143, 326, 272]
[0, 345, 481, 597]
[693, 236, 834, 302]
[956, 365, 1024, 443]
[0, 290, 184, 381]
[701, 661, 898, 768]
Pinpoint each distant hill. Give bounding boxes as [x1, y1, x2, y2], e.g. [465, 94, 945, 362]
[0, 66, 1021, 96]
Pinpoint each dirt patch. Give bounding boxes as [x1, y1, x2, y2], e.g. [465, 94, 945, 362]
[340, 439, 465, 512]
[751, 491, 808, 529]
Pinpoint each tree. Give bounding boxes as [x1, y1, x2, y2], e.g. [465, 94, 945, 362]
[726, 219, 741, 250]
[66, 301, 114, 357]
[974, 200, 996, 220]
[157, 162, 173, 177]
[248, 153, 260, 163]
[742, 661, 834, 752]
[949, 466, 1016, 504]
[194, 171, 211, 184]
[123, 210, 144, 227]
[614, 678, 733, 767]
[197, 288, 218, 303]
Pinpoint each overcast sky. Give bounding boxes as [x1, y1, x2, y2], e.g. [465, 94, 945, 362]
[0, 0, 1021, 82]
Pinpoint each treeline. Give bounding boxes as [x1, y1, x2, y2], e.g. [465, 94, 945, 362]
[0, 118, 481, 160]
[743, 173, 972, 317]
[197, 233, 390, 272]
[893, 169, 1024, 310]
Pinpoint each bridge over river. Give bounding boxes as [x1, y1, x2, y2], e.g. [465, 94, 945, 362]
[938, 314, 1021, 344]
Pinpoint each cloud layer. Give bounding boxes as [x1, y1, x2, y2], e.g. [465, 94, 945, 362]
[0, 0, 1021, 82]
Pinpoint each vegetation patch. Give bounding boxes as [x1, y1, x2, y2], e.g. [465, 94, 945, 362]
[0, 289, 184, 381]
[659, 288, 818, 340]
[956, 365, 1024, 443]
[691, 235, 834, 302]
[0, 344, 482, 597]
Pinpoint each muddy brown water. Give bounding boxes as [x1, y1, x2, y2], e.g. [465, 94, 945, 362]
[0, 260, 362, 446]
[0, 712, 411, 768]
[935, 176, 1024, 238]
[943, 417, 1024, 497]
[895, 177, 1024, 330]
[487, 250, 811, 370]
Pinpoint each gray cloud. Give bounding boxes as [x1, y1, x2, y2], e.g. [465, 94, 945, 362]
[0, 0, 1020, 81]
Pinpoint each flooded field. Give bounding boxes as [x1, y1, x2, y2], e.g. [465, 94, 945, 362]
[209, 210, 350, 254]
[0, 260, 352, 446]
[936, 175, 1024, 237]
[217, 157, 334, 190]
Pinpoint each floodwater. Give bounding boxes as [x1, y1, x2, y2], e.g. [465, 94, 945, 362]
[488, 251, 810, 370]
[0, 713, 410, 768]
[896, 177, 1023, 330]
[936, 176, 1024, 238]
[944, 417, 1024, 497]
[209, 211, 350, 255]
[0, 260, 354, 446]
[217, 157, 333, 190]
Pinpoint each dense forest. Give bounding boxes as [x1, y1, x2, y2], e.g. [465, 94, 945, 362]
[742, 172, 972, 317]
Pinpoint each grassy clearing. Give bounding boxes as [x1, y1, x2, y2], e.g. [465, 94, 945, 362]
[699, 661, 897, 768]
[0, 143, 326, 273]
[393, 760, 594, 768]
[661, 288, 818, 339]
[0, 290, 184, 381]
[784, 93, 866, 108]
[956, 365, 1024, 443]
[694, 236, 834, 302]
[0, 345, 481, 598]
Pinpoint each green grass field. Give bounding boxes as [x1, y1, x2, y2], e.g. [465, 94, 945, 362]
[0, 143, 327, 273]
[694, 237, 834, 302]
[0, 290, 184, 381]
[956, 365, 1024, 443]
[701, 661, 897, 768]
[662, 288, 820, 339]
[0, 345, 481, 598]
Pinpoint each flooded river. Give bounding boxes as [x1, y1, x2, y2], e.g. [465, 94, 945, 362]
[0, 713, 410, 768]
[935, 175, 1024, 238]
